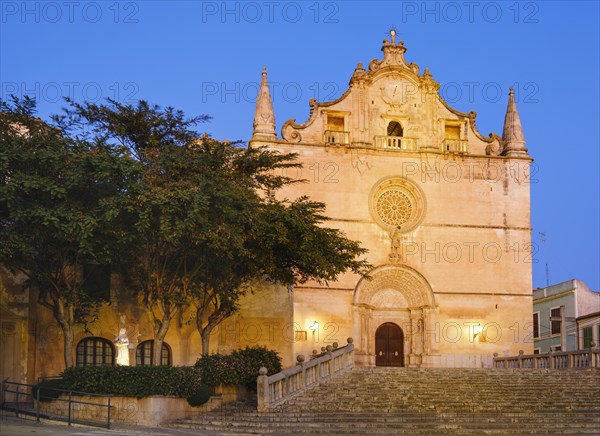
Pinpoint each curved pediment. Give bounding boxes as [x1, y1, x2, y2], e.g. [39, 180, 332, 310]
[276, 35, 503, 156]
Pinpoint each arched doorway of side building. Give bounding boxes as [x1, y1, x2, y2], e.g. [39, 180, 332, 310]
[375, 322, 404, 367]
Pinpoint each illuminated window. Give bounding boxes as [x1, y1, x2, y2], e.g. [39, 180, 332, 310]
[444, 124, 460, 139]
[76, 337, 114, 366]
[136, 340, 171, 366]
[327, 116, 345, 132]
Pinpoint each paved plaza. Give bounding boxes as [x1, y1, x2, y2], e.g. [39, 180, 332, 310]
[0, 411, 216, 436]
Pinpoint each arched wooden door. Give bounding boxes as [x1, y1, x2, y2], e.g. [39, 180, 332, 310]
[375, 322, 404, 367]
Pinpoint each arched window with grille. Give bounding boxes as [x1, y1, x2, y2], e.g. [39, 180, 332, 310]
[76, 337, 114, 366]
[136, 340, 172, 366]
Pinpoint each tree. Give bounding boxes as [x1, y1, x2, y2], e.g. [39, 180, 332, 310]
[58, 99, 216, 365]
[0, 97, 137, 368]
[188, 139, 371, 354]
[49, 98, 371, 360]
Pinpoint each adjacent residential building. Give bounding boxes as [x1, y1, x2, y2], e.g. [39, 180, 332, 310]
[533, 279, 600, 353]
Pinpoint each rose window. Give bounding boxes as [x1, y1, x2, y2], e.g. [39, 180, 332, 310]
[369, 177, 425, 233]
[376, 190, 412, 226]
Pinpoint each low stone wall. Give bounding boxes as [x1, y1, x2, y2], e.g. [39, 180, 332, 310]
[38, 384, 251, 426]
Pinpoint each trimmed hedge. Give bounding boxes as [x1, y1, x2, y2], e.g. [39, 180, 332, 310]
[60, 365, 203, 398]
[35, 346, 281, 403]
[195, 346, 282, 390]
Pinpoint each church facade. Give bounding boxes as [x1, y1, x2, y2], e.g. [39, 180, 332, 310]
[249, 33, 534, 368]
[0, 35, 534, 384]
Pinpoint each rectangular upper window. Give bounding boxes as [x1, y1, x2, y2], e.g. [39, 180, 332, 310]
[583, 326, 593, 348]
[327, 116, 345, 131]
[551, 307, 562, 335]
[444, 124, 461, 139]
[533, 312, 540, 339]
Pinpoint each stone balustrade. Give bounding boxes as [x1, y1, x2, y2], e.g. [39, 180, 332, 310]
[442, 138, 468, 153]
[493, 348, 600, 369]
[324, 130, 350, 144]
[373, 135, 418, 151]
[256, 338, 355, 412]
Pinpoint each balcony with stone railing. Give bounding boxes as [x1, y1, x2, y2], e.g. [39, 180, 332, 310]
[493, 347, 600, 369]
[374, 135, 418, 151]
[324, 130, 350, 145]
[442, 138, 468, 153]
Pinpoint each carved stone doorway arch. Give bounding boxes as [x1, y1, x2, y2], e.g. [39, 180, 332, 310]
[352, 264, 438, 367]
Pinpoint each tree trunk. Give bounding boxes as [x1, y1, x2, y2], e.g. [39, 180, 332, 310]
[201, 326, 213, 355]
[153, 320, 170, 365]
[62, 323, 75, 368]
[196, 308, 214, 355]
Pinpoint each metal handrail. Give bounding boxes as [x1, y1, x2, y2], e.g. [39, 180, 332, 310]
[1, 380, 112, 429]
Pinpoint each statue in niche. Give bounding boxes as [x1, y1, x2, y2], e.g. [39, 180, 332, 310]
[114, 328, 130, 366]
[415, 318, 424, 355]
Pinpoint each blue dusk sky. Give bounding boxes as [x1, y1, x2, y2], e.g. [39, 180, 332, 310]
[1, 1, 599, 291]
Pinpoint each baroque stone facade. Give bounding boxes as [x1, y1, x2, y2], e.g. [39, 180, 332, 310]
[0, 34, 535, 384]
[250, 33, 534, 367]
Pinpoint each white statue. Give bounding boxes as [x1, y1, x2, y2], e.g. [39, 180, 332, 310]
[114, 328, 130, 366]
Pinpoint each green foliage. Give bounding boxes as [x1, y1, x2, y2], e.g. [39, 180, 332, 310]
[60, 366, 202, 399]
[195, 346, 282, 391]
[186, 385, 212, 407]
[258, 197, 370, 286]
[0, 96, 140, 367]
[32, 379, 66, 401]
[1, 96, 371, 366]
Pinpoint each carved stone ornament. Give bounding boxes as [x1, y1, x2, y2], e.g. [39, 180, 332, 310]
[353, 264, 435, 309]
[369, 177, 426, 233]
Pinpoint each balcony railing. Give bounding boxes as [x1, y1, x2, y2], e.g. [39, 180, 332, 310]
[442, 139, 468, 153]
[374, 135, 418, 151]
[493, 348, 600, 369]
[324, 130, 350, 145]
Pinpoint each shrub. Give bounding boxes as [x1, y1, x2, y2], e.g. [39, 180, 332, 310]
[230, 346, 282, 389]
[186, 385, 212, 406]
[60, 365, 202, 399]
[195, 346, 282, 391]
[32, 379, 66, 401]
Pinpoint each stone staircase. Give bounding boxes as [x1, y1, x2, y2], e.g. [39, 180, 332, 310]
[168, 367, 600, 435]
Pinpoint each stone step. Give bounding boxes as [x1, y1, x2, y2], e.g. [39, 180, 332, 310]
[167, 367, 600, 435]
